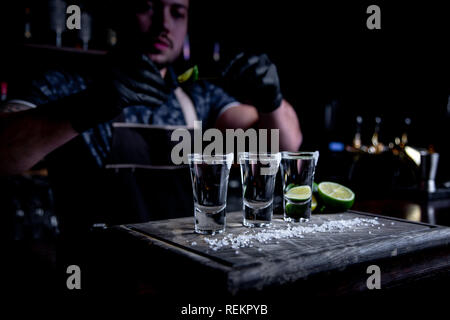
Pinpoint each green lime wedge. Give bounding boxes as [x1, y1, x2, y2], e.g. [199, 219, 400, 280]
[177, 65, 199, 83]
[286, 202, 309, 218]
[285, 185, 312, 202]
[317, 181, 355, 211]
[285, 183, 298, 192]
[311, 194, 318, 212]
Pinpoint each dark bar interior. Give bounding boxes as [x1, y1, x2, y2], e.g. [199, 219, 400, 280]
[0, 0, 449, 309]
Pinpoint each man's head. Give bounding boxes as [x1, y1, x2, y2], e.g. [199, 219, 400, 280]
[124, 0, 189, 68]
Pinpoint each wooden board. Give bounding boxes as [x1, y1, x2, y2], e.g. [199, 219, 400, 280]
[120, 210, 450, 295]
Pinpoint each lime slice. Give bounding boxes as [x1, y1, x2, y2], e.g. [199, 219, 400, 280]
[285, 185, 312, 202]
[311, 194, 317, 212]
[285, 183, 298, 192]
[177, 65, 199, 83]
[317, 182, 355, 210]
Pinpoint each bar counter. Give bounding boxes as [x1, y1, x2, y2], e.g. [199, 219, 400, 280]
[95, 209, 450, 298]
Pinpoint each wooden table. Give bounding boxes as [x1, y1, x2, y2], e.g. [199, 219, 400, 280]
[106, 210, 450, 297]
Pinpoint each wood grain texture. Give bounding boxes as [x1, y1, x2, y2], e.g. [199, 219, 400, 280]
[121, 210, 450, 294]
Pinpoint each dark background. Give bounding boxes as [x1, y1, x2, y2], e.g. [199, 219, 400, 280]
[1, 0, 449, 151]
[0, 1, 449, 215]
[0, 0, 449, 296]
[1, 0, 449, 196]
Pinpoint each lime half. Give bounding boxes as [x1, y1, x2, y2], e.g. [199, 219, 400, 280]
[285, 183, 297, 192]
[177, 65, 199, 83]
[285, 185, 312, 202]
[317, 182, 355, 210]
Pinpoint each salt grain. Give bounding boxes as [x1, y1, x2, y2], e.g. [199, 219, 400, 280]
[203, 218, 380, 251]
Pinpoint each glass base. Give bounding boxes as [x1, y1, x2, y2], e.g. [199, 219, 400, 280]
[284, 216, 309, 223]
[194, 205, 226, 235]
[283, 198, 311, 223]
[194, 226, 225, 235]
[243, 202, 273, 228]
[243, 220, 271, 228]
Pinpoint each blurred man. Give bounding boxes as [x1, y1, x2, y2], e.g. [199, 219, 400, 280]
[0, 0, 301, 234]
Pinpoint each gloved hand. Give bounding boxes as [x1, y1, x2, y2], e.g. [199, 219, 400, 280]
[221, 52, 283, 113]
[50, 51, 170, 133]
[107, 51, 171, 110]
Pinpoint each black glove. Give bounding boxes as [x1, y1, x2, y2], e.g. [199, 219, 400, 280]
[41, 51, 170, 133]
[106, 51, 171, 110]
[221, 53, 283, 113]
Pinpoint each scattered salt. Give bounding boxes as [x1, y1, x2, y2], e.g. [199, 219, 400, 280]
[203, 218, 380, 251]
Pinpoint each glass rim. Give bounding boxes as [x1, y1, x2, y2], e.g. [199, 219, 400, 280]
[238, 152, 281, 160]
[281, 151, 318, 160]
[187, 153, 234, 163]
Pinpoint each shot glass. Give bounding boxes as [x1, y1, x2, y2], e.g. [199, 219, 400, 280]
[280, 151, 319, 222]
[188, 153, 233, 234]
[239, 152, 281, 227]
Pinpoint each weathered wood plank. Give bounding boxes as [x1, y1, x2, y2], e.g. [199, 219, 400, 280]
[123, 210, 450, 294]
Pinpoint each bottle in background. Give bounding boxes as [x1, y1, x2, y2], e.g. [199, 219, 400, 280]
[48, 0, 66, 47]
[1, 81, 8, 102]
[352, 115, 363, 150]
[371, 116, 381, 146]
[24, 7, 32, 41]
[369, 116, 384, 153]
[213, 42, 220, 62]
[79, 12, 92, 50]
[401, 117, 411, 148]
[106, 28, 117, 48]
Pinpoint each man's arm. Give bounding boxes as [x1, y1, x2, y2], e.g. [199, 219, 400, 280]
[257, 99, 302, 151]
[215, 99, 302, 151]
[0, 53, 171, 175]
[219, 53, 302, 151]
[0, 104, 78, 175]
